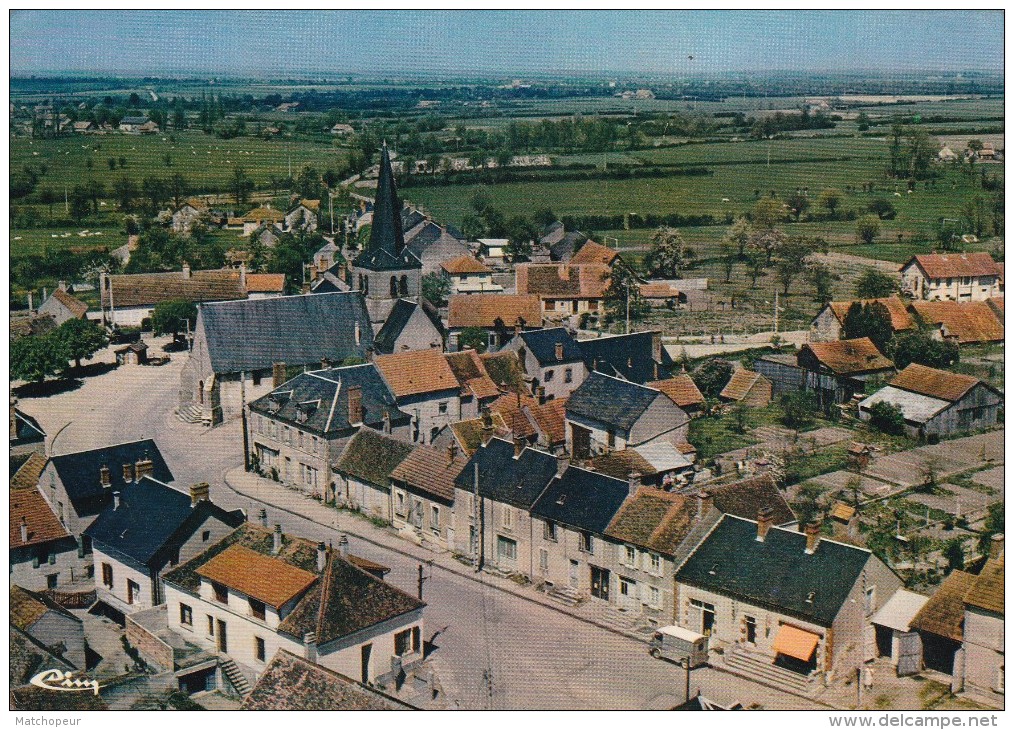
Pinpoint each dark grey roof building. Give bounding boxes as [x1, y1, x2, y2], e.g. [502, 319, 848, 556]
[354, 147, 422, 274]
[578, 330, 674, 384]
[567, 372, 662, 432]
[530, 466, 629, 535]
[453, 437, 560, 509]
[515, 327, 583, 367]
[373, 299, 445, 355]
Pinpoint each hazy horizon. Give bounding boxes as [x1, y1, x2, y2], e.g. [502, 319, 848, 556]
[10, 10, 1004, 78]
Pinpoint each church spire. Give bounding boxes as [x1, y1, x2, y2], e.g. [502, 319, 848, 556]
[367, 143, 405, 256]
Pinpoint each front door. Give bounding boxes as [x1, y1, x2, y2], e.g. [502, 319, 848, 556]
[571, 424, 591, 459]
[216, 619, 228, 653]
[590, 566, 610, 601]
[569, 560, 579, 588]
[897, 631, 923, 677]
[618, 577, 637, 610]
[361, 643, 372, 684]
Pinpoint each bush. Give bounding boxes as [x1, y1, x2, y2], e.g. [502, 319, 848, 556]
[868, 401, 906, 436]
[781, 391, 818, 429]
[693, 359, 733, 399]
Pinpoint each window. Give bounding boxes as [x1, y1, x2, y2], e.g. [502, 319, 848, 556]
[438, 401, 448, 415]
[212, 582, 228, 604]
[253, 372, 262, 387]
[564, 368, 573, 383]
[47, 574, 58, 590]
[864, 586, 876, 616]
[390, 276, 399, 298]
[395, 491, 406, 515]
[126, 580, 140, 605]
[648, 553, 661, 574]
[283, 426, 291, 444]
[745, 615, 757, 644]
[249, 598, 266, 621]
[648, 586, 661, 608]
[691, 599, 716, 636]
[412, 626, 421, 653]
[619, 577, 635, 597]
[394, 629, 412, 656]
[431, 505, 440, 530]
[254, 637, 266, 663]
[579, 531, 593, 554]
[544, 369, 555, 382]
[298, 430, 304, 449]
[624, 545, 636, 565]
[607, 429, 616, 449]
[539, 548, 549, 571]
[497, 535, 518, 562]
[202, 530, 211, 542]
[312, 436, 318, 454]
[102, 563, 113, 589]
[543, 520, 558, 542]
[180, 603, 193, 626]
[502, 507, 513, 529]
[207, 616, 215, 636]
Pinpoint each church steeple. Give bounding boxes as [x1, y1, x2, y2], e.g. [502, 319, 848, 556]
[353, 144, 420, 272]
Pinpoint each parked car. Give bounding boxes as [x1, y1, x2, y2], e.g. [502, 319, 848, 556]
[649, 625, 709, 667]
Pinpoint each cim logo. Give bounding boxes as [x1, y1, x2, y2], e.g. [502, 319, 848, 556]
[29, 669, 102, 696]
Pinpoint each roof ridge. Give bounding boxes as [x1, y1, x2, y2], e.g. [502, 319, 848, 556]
[50, 437, 157, 459]
[315, 548, 334, 638]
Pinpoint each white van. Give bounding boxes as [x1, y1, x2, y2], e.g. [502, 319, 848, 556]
[648, 625, 709, 667]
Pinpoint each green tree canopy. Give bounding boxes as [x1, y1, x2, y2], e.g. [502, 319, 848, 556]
[855, 215, 881, 245]
[151, 299, 198, 337]
[644, 226, 695, 279]
[602, 264, 648, 325]
[11, 334, 68, 383]
[843, 301, 894, 352]
[56, 318, 108, 368]
[891, 330, 959, 370]
[692, 359, 733, 400]
[422, 271, 451, 308]
[854, 268, 898, 299]
[457, 327, 489, 354]
[867, 400, 906, 436]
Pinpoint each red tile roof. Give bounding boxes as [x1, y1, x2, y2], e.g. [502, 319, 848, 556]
[828, 296, 913, 332]
[375, 349, 459, 398]
[639, 282, 682, 299]
[245, 273, 286, 293]
[447, 294, 542, 329]
[196, 544, 317, 609]
[11, 452, 47, 491]
[889, 363, 983, 402]
[440, 255, 491, 275]
[801, 337, 894, 375]
[911, 569, 976, 641]
[515, 263, 611, 300]
[101, 269, 246, 308]
[444, 350, 501, 400]
[390, 443, 468, 502]
[720, 369, 764, 401]
[909, 300, 1004, 344]
[964, 555, 1003, 615]
[49, 288, 88, 318]
[647, 374, 704, 408]
[906, 253, 1001, 279]
[10, 487, 70, 549]
[569, 240, 620, 266]
[605, 488, 700, 556]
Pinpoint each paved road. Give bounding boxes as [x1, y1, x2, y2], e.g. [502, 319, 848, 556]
[19, 342, 823, 710]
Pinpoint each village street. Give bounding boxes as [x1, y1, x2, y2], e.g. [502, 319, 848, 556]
[18, 342, 828, 710]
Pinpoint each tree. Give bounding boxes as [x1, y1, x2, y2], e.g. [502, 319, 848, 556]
[421, 272, 451, 308]
[231, 167, 254, 206]
[868, 400, 906, 436]
[724, 216, 751, 258]
[458, 327, 489, 354]
[460, 213, 486, 241]
[167, 173, 190, 209]
[603, 264, 648, 325]
[141, 176, 167, 214]
[10, 334, 67, 383]
[86, 179, 105, 215]
[855, 215, 880, 245]
[37, 187, 56, 221]
[532, 208, 557, 229]
[856, 112, 870, 132]
[718, 240, 736, 283]
[151, 299, 198, 337]
[818, 188, 843, 219]
[113, 175, 137, 211]
[504, 216, 536, 263]
[692, 359, 733, 400]
[867, 198, 897, 220]
[69, 186, 91, 222]
[644, 226, 694, 278]
[748, 227, 785, 265]
[943, 539, 965, 573]
[781, 391, 818, 429]
[843, 301, 894, 352]
[55, 318, 107, 369]
[807, 261, 837, 303]
[775, 237, 815, 295]
[751, 195, 784, 228]
[978, 503, 1004, 557]
[891, 330, 959, 370]
[854, 267, 897, 299]
[785, 192, 809, 221]
[745, 248, 767, 287]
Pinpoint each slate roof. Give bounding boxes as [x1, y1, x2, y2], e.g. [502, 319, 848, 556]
[101, 269, 246, 308]
[569, 240, 620, 266]
[12, 407, 46, 445]
[10, 585, 79, 632]
[910, 569, 976, 640]
[800, 337, 894, 375]
[453, 437, 559, 509]
[646, 374, 704, 409]
[49, 439, 173, 516]
[390, 443, 468, 503]
[964, 555, 1003, 615]
[516, 263, 611, 299]
[373, 298, 445, 355]
[531, 467, 630, 534]
[516, 327, 583, 365]
[567, 372, 661, 431]
[333, 428, 414, 487]
[198, 292, 373, 374]
[375, 349, 459, 398]
[83, 476, 244, 571]
[704, 474, 795, 527]
[47, 288, 88, 318]
[441, 255, 491, 275]
[549, 231, 589, 262]
[674, 515, 874, 627]
[720, 369, 767, 401]
[605, 488, 702, 556]
[354, 146, 421, 272]
[889, 363, 991, 403]
[10, 488, 69, 549]
[447, 294, 542, 329]
[826, 296, 913, 332]
[908, 300, 1004, 344]
[579, 331, 674, 384]
[248, 364, 408, 438]
[243, 649, 413, 710]
[905, 253, 1001, 279]
[405, 221, 470, 260]
[11, 452, 47, 491]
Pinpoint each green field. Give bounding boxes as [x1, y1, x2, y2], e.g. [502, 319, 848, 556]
[11, 131, 349, 193]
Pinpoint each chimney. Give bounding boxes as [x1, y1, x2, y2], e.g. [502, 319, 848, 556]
[272, 524, 283, 555]
[447, 442, 458, 465]
[628, 472, 639, 498]
[382, 409, 392, 434]
[307, 264, 318, 281]
[134, 452, 154, 481]
[652, 332, 662, 363]
[190, 482, 211, 507]
[272, 362, 286, 387]
[58, 280, 68, 292]
[354, 321, 361, 346]
[756, 506, 774, 542]
[514, 322, 522, 337]
[990, 533, 1004, 560]
[479, 408, 494, 445]
[804, 522, 821, 555]
[122, 463, 134, 484]
[513, 436, 524, 458]
[182, 261, 191, 279]
[113, 491, 121, 510]
[258, 508, 268, 527]
[303, 632, 317, 663]
[338, 534, 349, 558]
[316, 542, 327, 572]
[365, 346, 375, 363]
[239, 263, 247, 289]
[20, 517, 28, 544]
[555, 342, 564, 361]
[100, 464, 111, 487]
[696, 490, 713, 517]
[556, 453, 569, 477]
[536, 385, 546, 405]
[558, 264, 569, 280]
[321, 357, 331, 370]
[348, 386, 363, 425]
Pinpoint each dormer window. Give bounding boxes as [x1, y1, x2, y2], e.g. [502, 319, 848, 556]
[805, 591, 816, 604]
[249, 597, 266, 621]
[212, 582, 228, 604]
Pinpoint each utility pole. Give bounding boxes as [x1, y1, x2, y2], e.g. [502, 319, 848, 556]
[682, 657, 691, 704]
[240, 371, 250, 471]
[625, 281, 631, 335]
[417, 563, 427, 600]
[472, 461, 481, 571]
[773, 290, 779, 334]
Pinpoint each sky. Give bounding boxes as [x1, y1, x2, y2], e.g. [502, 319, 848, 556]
[9, 10, 1004, 78]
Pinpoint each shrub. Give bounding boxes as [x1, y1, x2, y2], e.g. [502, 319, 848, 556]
[868, 401, 906, 436]
[781, 391, 818, 429]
